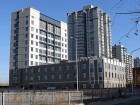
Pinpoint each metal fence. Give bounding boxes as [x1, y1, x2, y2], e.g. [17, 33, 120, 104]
[0, 91, 83, 105]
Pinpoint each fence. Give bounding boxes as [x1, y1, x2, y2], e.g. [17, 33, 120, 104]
[0, 91, 83, 105]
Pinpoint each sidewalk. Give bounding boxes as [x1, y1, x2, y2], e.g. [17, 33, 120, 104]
[88, 95, 140, 105]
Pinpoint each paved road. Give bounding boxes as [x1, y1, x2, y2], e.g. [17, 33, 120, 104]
[114, 99, 140, 105]
[89, 96, 140, 105]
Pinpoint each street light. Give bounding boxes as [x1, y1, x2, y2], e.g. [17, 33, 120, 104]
[70, 37, 79, 91]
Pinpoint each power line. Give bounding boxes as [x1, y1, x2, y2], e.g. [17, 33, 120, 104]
[111, 0, 124, 9]
[115, 23, 138, 45]
[116, 11, 140, 14]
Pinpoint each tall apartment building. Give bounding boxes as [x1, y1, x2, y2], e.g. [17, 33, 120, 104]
[126, 54, 134, 84]
[10, 7, 68, 71]
[112, 45, 133, 84]
[68, 5, 112, 60]
[134, 57, 140, 67]
[112, 45, 127, 63]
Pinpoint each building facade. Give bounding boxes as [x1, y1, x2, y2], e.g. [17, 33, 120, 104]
[112, 45, 133, 85]
[10, 56, 126, 89]
[10, 7, 68, 71]
[68, 5, 112, 60]
[112, 45, 127, 63]
[133, 67, 140, 87]
[134, 57, 140, 67]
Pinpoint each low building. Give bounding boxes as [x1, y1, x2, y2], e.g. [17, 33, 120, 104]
[10, 56, 126, 89]
[133, 67, 140, 87]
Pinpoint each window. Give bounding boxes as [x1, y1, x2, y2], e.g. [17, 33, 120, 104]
[31, 40, 33, 45]
[31, 20, 34, 25]
[13, 62, 15, 67]
[26, 27, 28, 31]
[30, 69, 34, 73]
[65, 55, 67, 58]
[14, 36, 17, 40]
[36, 29, 38, 33]
[65, 66, 69, 70]
[31, 61, 33, 65]
[25, 34, 28, 38]
[31, 54, 33, 58]
[37, 68, 40, 73]
[26, 20, 28, 25]
[90, 63, 94, 68]
[115, 65, 116, 70]
[90, 72, 94, 77]
[55, 27, 60, 35]
[58, 74, 62, 79]
[99, 84, 103, 88]
[13, 55, 15, 60]
[37, 76, 40, 80]
[31, 47, 33, 51]
[48, 24, 53, 33]
[25, 68, 28, 73]
[58, 66, 61, 71]
[105, 72, 107, 77]
[99, 68, 102, 72]
[44, 67, 47, 72]
[99, 77, 102, 80]
[51, 75, 54, 80]
[25, 61, 27, 65]
[31, 34, 34, 38]
[36, 35, 38, 39]
[40, 21, 46, 30]
[36, 48, 38, 52]
[74, 65, 77, 70]
[83, 84, 86, 88]
[25, 47, 27, 51]
[39, 36, 42, 41]
[91, 84, 94, 88]
[112, 73, 113, 78]
[74, 73, 77, 78]
[25, 76, 28, 80]
[82, 73, 86, 78]
[98, 62, 102, 68]
[30, 76, 33, 80]
[36, 55, 38, 59]
[44, 75, 47, 80]
[50, 67, 54, 71]
[82, 64, 86, 69]
[31, 27, 34, 31]
[39, 49, 42, 54]
[31, 16, 34, 19]
[36, 42, 38, 46]
[65, 74, 70, 79]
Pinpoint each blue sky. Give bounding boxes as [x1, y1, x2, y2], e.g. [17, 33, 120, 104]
[0, 0, 140, 82]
